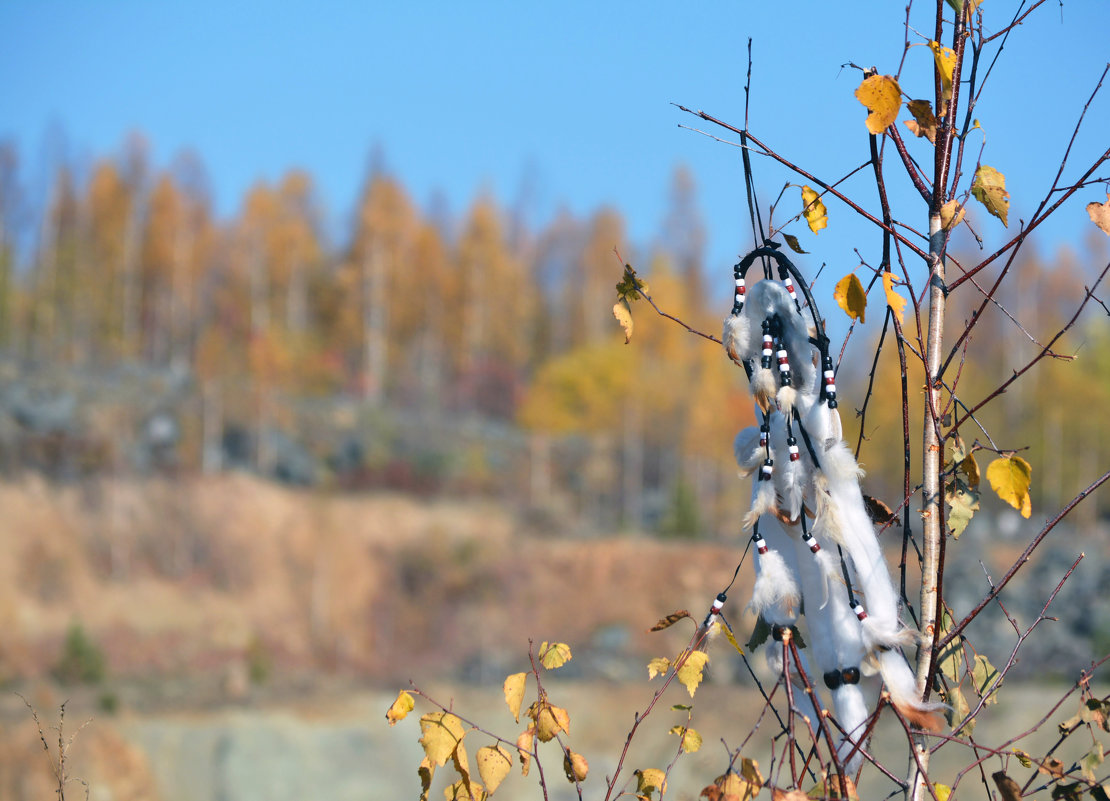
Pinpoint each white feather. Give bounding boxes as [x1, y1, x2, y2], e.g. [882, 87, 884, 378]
[748, 549, 800, 622]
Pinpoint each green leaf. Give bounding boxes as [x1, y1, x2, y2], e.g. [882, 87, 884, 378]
[1013, 749, 1033, 768]
[746, 617, 771, 651]
[834, 273, 867, 323]
[986, 455, 1032, 518]
[1082, 743, 1105, 782]
[615, 264, 646, 302]
[972, 165, 1011, 226]
[936, 609, 963, 682]
[946, 475, 980, 539]
[945, 686, 973, 735]
[972, 653, 1001, 704]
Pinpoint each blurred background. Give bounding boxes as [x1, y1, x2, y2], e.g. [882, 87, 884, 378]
[0, 3, 1108, 799]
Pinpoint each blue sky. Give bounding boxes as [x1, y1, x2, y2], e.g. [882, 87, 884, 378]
[2, 1, 1107, 300]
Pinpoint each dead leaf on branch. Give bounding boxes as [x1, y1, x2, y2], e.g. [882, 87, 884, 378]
[993, 772, 1023, 801]
[904, 99, 938, 143]
[614, 299, 634, 343]
[986, 455, 1032, 518]
[1088, 193, 1110, 235]
[650, 610, 692, 632]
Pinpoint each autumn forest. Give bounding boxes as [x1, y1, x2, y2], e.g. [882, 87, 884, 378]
[0, 133, 1107, 539]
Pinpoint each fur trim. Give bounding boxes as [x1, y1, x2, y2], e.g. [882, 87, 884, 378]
[876, 649, 947, 733]
[748, 549, 800, 621]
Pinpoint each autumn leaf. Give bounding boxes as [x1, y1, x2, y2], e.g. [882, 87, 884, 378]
[719, 619, 746, 656]
[720, 771, 759, 801]
[532, 702, 570, 742]
[863, 494, 896, 525]
[563, 749, 589, 783]
[972, 165, 1011, 226]
[419, 711, 466, 767]
[444, 778, 484, 801]
[419, 757, 435, 801]
[386, 689, 415, 726]
[929, 41, 957, 107]
[904, 99, 938, 143]
[615, 263, 647, 301]
[516, 728, 534, 776]
[972, 653, 1001, 703]
[834, 273, 867, 323]
[1088, 193, 1110, 235]
[647, 657, 671, 680]
[649, 610, 692, 632]
[882, 271, 906, 326]
[1083, 743, 1106, 782]
[940, 199, 965, 231]
[961, 452, 981, 487]
[636, 768, 668, 799]
[993, 772, 1023, 801]
[503, 673, 526, 723]
[676, 650, 710, 697]
[476, 745, 512, 795]
[669, 725, 704, 753]
[855, 74, 902, 134]
[538, 641, 572, 669]
[801, 186, 828, 233]
[1013, 749, 1033, 768]
[773, 790, 811, 801]
[1040, 757, 1066, 779]
[613, 299, 634, 344]
[986, 455, 1032, 518]
[782, 233, 809, 254]
[946, 476, 980, 539]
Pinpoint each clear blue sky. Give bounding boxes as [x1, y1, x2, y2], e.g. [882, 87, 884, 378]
[2, 1, 1107, 297]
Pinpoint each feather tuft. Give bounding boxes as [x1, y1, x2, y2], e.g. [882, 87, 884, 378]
[748, 550, 800, 619]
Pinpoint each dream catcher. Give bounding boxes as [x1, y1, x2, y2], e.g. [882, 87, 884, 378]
[703, 244, 944, 773]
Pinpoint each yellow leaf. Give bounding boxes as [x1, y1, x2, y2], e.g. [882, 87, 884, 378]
[940, 199, 965, 230]
[1013, 748, 1033, 768]
[668, 725, 703, 753]
[676, 650, 709, 697]
[929, 41, 956, 106]
[563, 749, 589, 783]
[718, 765, 761, 801]
[834, 273, 867, 323]
[972, 165, 1010, 226]
[647, 656, 671, 680]
[904, 99, 937, 143]
[452, 739, 474, 794]
[386, 689, 415, 726]
[444, 778, 484, 801]
[986, 455, 1032, 518]
[882, 272, 906, 326]
[420, 712, 466, 767]
[636, 768, 668, 798]
[419, 757, 436, 801]
[1088, 193, 1110, 235]
[719, 620, 745, 656]
[801, 186, 828, 234]
[961, 452, 980, 488]
[503, 673, 526, 723]
[613, 300, 634, 343]
[534, 703, 570, 742]
[934, 783, 952, 801]
[855, 74, 902, 134]
[538, 641, 572, 669]
[476, 745, 512, 795]
[516, 728, 534, 776]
